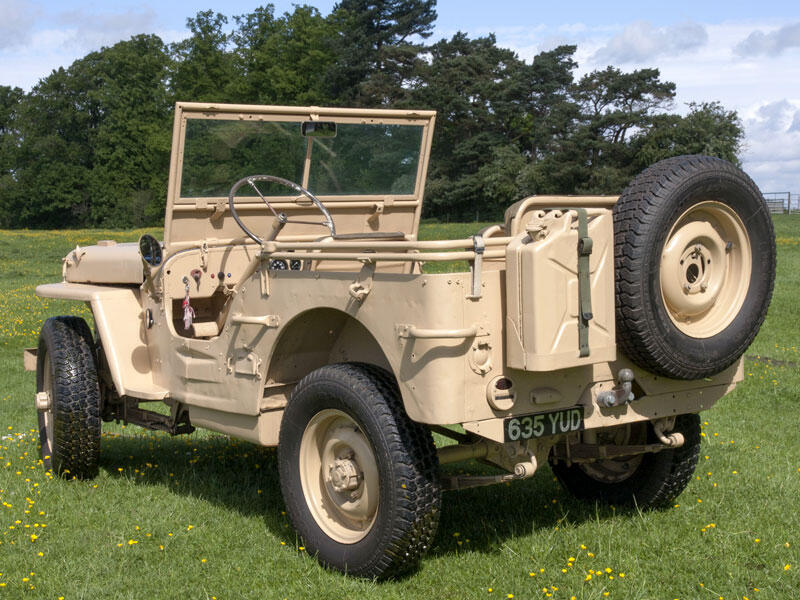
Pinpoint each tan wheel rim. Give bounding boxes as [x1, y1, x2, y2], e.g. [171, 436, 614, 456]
[299, 409, 379, 544]
[659, 201, 752, 338]
[580, 423, 646, 483]
[40, 354, 54, 459]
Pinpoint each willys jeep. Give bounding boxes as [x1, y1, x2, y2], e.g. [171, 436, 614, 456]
[25, 102, 776, 578]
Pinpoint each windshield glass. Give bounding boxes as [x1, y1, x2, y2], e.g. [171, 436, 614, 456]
[180, 118, 424, 198]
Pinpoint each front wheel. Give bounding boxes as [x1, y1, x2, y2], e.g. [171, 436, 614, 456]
[550, 414, 701, 509]
[278, 363, 441, 578]
[35, 316, 102, 479]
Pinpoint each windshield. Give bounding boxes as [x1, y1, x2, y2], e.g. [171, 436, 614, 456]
[180, 118, 424, 198]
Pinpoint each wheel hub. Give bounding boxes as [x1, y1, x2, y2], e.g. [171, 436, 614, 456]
[299, 409, 380, 544]
[328, 455, 361, 493]
[35, 391, 51, 412]
[659, 201, 751, 338]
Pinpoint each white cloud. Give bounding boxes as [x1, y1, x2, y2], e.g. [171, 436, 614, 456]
[734, 22, 800, 57]
[741, 100, 800, 193]
[55, 7, 159, 53]
[0, 0, 38, 49]
[790, 111, 800, 134]
[591, 21, 708, 64]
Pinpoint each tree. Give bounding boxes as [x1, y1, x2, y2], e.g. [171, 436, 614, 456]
[170, 11, 234, 102]
[634, 102, 743, 168]
[0, 86, 24, 226]
[525, 66, 678, 195]
[9, 35, 172, 228]
[231, 5, 336, 105]
[86, 34, 173, 225]
[411, 33, 527, 219]
[506, 45, 579, 159]
[326, 0, 437, 105]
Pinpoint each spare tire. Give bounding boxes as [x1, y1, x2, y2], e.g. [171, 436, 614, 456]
[613, 155, 776, 380]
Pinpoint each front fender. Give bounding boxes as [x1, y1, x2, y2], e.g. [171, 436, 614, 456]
[35, 283, 167, 400]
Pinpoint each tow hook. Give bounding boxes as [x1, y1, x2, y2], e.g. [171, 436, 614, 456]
[597, 368, 635, 407]
[653, 418, 685, 448]
[513, 454, 538, 479]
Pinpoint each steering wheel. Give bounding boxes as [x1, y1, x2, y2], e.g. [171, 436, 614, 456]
[228, 175, 336, 244]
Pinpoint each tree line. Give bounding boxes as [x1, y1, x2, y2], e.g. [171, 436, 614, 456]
[0, 1, 743, 228]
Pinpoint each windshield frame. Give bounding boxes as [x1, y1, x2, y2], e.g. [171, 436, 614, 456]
[164, 103, 436, 248]
[167, 103, 435, 204]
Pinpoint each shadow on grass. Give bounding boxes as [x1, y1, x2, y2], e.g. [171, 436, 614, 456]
[427, 462, 633, 559]
[99, 431, 290, 538]
[99, 431, 640, 559]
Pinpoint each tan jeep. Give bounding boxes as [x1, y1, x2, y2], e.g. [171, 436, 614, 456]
[26, 102, 776, 578]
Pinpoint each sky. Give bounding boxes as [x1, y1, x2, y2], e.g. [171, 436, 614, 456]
[1, 0, 799, 194]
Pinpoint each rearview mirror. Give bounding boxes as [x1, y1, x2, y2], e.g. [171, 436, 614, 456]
[301, 121, 336, 138]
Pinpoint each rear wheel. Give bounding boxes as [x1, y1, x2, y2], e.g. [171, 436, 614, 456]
[36, 316, 102, 479]
[550, 414, 701, 509]
[278, 363, 441, 578]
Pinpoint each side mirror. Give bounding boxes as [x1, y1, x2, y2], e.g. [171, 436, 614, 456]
[139, 234, 163, 267]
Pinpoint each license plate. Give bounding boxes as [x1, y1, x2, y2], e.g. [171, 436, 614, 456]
[504, 406, 584, 441]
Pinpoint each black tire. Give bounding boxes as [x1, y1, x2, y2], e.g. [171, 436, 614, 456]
[550, 414, 701, 509]
[278, 363, 441, 578]
[614, 155, 776, 379]
[36, 316, 102, 479]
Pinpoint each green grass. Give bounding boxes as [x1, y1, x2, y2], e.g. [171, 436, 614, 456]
[0, 219, 798, 599]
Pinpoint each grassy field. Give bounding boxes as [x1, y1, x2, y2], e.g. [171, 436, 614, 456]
[0, 219, 798, 599]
